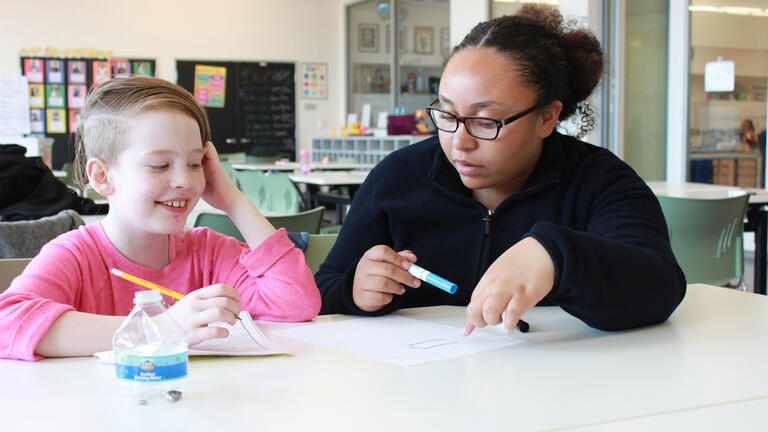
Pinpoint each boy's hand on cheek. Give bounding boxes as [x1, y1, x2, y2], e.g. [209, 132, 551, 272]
[201, 141, 241, 213]
[168, 283, 242, 347]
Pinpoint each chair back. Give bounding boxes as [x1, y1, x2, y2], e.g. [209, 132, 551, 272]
[657, 194, 749, 286]
[0, 210, 84, 258]
[0, 258, 32, 293]
[235, 171, 300, 213]
[305, 234, 338, 273]
[61, 162, 75, 187]
[245, 155, 280, 164]
[193, 212, 245, 242]
[220, 160, 237, 181]
[266, 207, 325, 234]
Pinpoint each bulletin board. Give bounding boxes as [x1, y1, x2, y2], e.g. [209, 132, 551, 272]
[19, 56, 155, 169]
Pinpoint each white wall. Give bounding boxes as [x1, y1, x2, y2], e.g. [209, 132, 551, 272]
[0, 0, 345, 155]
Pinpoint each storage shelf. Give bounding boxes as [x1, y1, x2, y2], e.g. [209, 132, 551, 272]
[310, 135, 425, 164]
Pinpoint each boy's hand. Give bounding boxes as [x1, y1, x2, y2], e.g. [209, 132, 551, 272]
[168, 283, 241, 346]
[200, 141, 241, 213]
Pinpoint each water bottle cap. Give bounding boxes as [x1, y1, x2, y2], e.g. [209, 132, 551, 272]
[134, 290, 163, 304]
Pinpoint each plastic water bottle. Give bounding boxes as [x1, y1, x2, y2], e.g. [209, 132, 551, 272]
[113, 290, 188, 405]
[300, 148, 311, 175]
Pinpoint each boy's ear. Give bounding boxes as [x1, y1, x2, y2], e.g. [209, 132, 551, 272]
[86, 158, 114, 196]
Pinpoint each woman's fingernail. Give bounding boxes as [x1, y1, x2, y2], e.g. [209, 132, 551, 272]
[412, 278, 420, 287]
[402, 261, 410, 270]
[462, 325, 470, 336]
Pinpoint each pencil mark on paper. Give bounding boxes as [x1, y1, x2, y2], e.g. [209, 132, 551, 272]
[408, 338, 458, 350]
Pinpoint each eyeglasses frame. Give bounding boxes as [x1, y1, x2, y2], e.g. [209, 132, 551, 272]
[425, 98, 549, 140]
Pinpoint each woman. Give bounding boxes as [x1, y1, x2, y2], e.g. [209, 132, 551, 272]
[316, 4, 685, 333]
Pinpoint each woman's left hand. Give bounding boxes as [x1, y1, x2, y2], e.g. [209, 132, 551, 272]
[464, 237, 555, 335]
[200, 141, 241, 213]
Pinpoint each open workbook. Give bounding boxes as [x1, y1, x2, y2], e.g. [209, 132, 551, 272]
[95, 311, 290, 361]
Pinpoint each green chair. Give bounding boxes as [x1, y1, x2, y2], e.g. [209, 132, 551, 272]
[235, 171, 301, 214]
[0, 258, 32, 293]
[266, 206, 325, 234]
[60, 162, 76, 187]
[221, 160, 237, 181]
[246, 155, 280, 164]
[657, 194, 750, 288]
[305, 234, 338, 273]
[193, 212, 245, 242]
[193, 207, 326, 240]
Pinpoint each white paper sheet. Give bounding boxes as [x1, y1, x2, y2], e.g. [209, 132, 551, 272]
[275, 315, 524, 366]
[0, 76, 31, 135]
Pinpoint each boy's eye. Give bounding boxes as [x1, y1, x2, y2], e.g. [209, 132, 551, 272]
[188, 163, 202, 169]
[148, 164, 169, 170]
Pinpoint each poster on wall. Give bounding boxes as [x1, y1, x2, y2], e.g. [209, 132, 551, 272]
[68, 109, 82, 133]
[68, 84, 86, 108]
[93, 60, 110, 86]
[300, 63, 327, 99]
[24, 58, 44, 83]
[0, 76, 31, 135]
[46, 84, 65, 108]
[46, 59, 64, 83]
[46, 108, 67, 133]
[30, 108, 45, 133]
[68, 60, 86, 83]
[29, 84, 45, 108]
[132, 61, 152, 76]
[193, 64, 227, 108]
[110, 59, 131, 78]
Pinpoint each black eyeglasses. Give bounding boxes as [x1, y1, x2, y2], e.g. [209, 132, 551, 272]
[425, 99, 547, 140]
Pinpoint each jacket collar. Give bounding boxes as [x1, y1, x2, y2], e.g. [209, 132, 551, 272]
[428, 131, 566, 204]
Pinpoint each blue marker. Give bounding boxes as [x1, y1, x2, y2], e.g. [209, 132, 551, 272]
[408, 263, 457, 294]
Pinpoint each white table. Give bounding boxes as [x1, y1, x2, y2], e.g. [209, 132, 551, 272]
[648, 181, 768, 294]
[287, 170, 369, 186]
[288, 171, 369, 222]
[231, 162, 374, 172]
[2, 284, 767, 431]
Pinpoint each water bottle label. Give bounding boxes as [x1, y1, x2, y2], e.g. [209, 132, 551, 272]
[115, 352, 188, 382]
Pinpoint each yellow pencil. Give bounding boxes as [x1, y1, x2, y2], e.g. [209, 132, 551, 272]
[110, 268, 185, 300]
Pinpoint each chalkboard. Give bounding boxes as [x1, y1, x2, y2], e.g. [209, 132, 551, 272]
[238, 63, 295, 158]
[177, 61, 295, 160]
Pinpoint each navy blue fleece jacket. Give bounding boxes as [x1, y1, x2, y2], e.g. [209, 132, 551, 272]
[315, 132, 686, 330]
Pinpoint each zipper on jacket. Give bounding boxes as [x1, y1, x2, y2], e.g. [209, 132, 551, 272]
[475, 209, 495, 285]
[483, 209, 494, 235]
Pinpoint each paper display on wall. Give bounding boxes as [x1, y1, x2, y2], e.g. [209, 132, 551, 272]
[0, 76, 31, 135]
[194, 64, 227, 108]
[705, 59, 735, 92]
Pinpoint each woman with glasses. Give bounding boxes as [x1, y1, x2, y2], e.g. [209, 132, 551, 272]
[316, 4, 685, 332]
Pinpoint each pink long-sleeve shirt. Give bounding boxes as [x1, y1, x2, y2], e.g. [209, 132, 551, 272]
[0, 223, 321, 361]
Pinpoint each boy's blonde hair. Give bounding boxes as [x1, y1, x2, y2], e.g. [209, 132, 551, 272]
[73, 76, 211, 187]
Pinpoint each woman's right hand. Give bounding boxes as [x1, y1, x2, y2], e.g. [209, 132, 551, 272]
[168, 284, 242, 346]
[352, 245, 420, 312]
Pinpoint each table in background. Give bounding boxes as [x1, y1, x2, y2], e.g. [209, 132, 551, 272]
[231, 162, 374, 172]
[647, 181, 768, 295]
[288, 171, 369, 222]
[2, 284, 768, 431]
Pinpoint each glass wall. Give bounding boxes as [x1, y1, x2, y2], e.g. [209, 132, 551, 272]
[687, 3, 768, 187]
[347, 0, 449, 125]
[623, 0, 669, 180]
